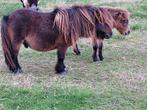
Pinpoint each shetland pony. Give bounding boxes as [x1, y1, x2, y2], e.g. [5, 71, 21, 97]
[19, 0, 114, 61]
[19, 0, 113, 61]
[73, 6, 130, 61]
[21, 3, 114, 60]
[1, 5, 113, 74]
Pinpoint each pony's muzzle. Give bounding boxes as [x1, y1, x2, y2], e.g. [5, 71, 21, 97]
[123, 30, 130, 36]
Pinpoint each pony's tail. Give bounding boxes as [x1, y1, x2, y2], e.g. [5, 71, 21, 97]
[54, 8, 69, 43]
[1, 15, 16, 71]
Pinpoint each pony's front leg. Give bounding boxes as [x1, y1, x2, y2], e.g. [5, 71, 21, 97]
[92, 37, 99, 62]
[92, 44, 98, 62]
[97, 39, 104, 61]
[55, 46, 68, 74]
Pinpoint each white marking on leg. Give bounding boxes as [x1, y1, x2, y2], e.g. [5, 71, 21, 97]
[22, 0, 29, 8]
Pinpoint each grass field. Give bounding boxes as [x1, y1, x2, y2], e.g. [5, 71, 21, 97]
[0, 0, 147, 110]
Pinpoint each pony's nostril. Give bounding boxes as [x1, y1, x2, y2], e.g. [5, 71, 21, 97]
[124, 30, 130, 36]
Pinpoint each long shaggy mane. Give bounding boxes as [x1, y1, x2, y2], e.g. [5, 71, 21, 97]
[54, 5, 114, 44]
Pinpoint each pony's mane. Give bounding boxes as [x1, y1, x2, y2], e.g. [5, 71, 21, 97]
[97, 7, 114, 28]
[53, 8, 69, 43]
[54, 5, 114, 44]
[84, 5, 114, 27]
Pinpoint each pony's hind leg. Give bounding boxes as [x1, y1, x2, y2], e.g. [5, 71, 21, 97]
[55, 46, 68, 74]
[11, 41, 23, 74]
[23, 40, 29, 48]
[72, 43, 81, 55]
[1, 15, 23, 74]
[13, 54, 23, 73]
[4, 42, 22, 73]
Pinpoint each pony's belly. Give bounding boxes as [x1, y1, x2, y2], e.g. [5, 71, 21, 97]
[29, 44, 56, 52]
[25, 37, 57, 52]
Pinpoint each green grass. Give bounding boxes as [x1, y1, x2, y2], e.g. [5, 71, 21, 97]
[0, 86, 94, 110]
[0, 3, 21, 17]
[0, 85, 146, 110]
[0, 0, 147, 110]
[131, 0, 147, 19]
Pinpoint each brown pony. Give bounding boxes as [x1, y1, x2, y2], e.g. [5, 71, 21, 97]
[73, 6, 130, 61]
[19, 0, 114, 61]
[1, 5, 113, 74]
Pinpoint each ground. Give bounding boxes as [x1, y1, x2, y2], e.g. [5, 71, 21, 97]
[0, 0, 147, 110]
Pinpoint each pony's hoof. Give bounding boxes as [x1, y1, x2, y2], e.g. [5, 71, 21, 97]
[14, 68, 23, 74]
[93, 58, 98, 62]
[60, 69, 68, 75]
[73, 49, 81, 55]
[76, 52, 81, 55]
[55, 64, 67, 74]
[99, 57, 104, 61]
[56, 68, 68, 74]
[56, 70, 67, 75]
[93, 59, 98, 62]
